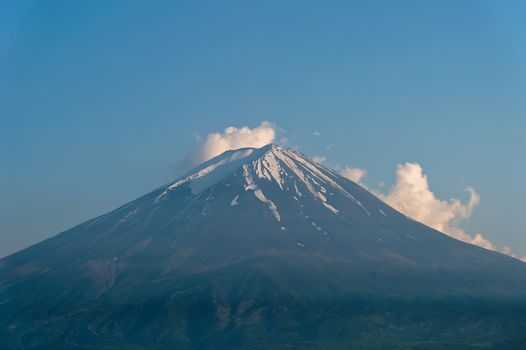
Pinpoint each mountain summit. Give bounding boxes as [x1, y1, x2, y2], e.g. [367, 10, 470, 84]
[1, 144, 526, 349]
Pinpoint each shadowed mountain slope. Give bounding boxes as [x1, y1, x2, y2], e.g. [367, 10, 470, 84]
[1, 144, 526, 349]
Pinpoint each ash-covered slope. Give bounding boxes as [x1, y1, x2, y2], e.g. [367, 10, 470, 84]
[1, 144, 526, 349]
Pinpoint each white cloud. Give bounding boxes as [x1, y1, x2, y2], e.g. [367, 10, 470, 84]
[375, 162, 491, 248]
[471, 233, 495, 250]
[340, 167, 367, 183]
[178, 121, 276, 171]
[312, 131, 321, 136]
[344, 161, 524, 260]
[312, 155, 326, 164]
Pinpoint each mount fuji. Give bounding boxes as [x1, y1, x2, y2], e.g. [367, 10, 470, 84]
[1, 144, 526, 349]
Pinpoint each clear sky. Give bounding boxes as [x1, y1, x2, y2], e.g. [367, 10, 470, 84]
[1, 0, 525, 258]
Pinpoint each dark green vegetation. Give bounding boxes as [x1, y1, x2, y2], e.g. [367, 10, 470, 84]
[1, 145, 526, 349]
[1, 296, 526, 349]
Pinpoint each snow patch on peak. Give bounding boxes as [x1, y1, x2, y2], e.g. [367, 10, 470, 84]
[243, 164, 281, 221]
[323, 202, 339, 215]
[171, 148, 255, 193]
[254, 189, 280, 221]
[257, 151, 284, 189]
[294, 182, 302, 197]
[157, 148, 258, 202]
[156, 143, 371, 218]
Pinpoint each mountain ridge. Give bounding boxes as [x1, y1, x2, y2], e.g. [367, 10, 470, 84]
[1, 143, 526, 349]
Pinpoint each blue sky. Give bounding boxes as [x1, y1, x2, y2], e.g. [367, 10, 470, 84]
[1, 0, 525, 258]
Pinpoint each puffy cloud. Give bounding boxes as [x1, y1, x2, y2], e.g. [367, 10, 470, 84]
[179, 121, 276, 171]
[375, 162, 491, 248]
[378, 163, 477, 235]
[345, 162, 523, 259]
[341, 167, 367, 183]
[471, 233, 495, 250]
[312, 131, 321, 136]
[200, 121, 276, 161]
[312, 156, 326, 164]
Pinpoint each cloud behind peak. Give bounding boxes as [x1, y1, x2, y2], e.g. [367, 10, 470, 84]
[178, 121, 276, 172]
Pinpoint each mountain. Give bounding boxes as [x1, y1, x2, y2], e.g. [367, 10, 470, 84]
[1, 144, 526, 349]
